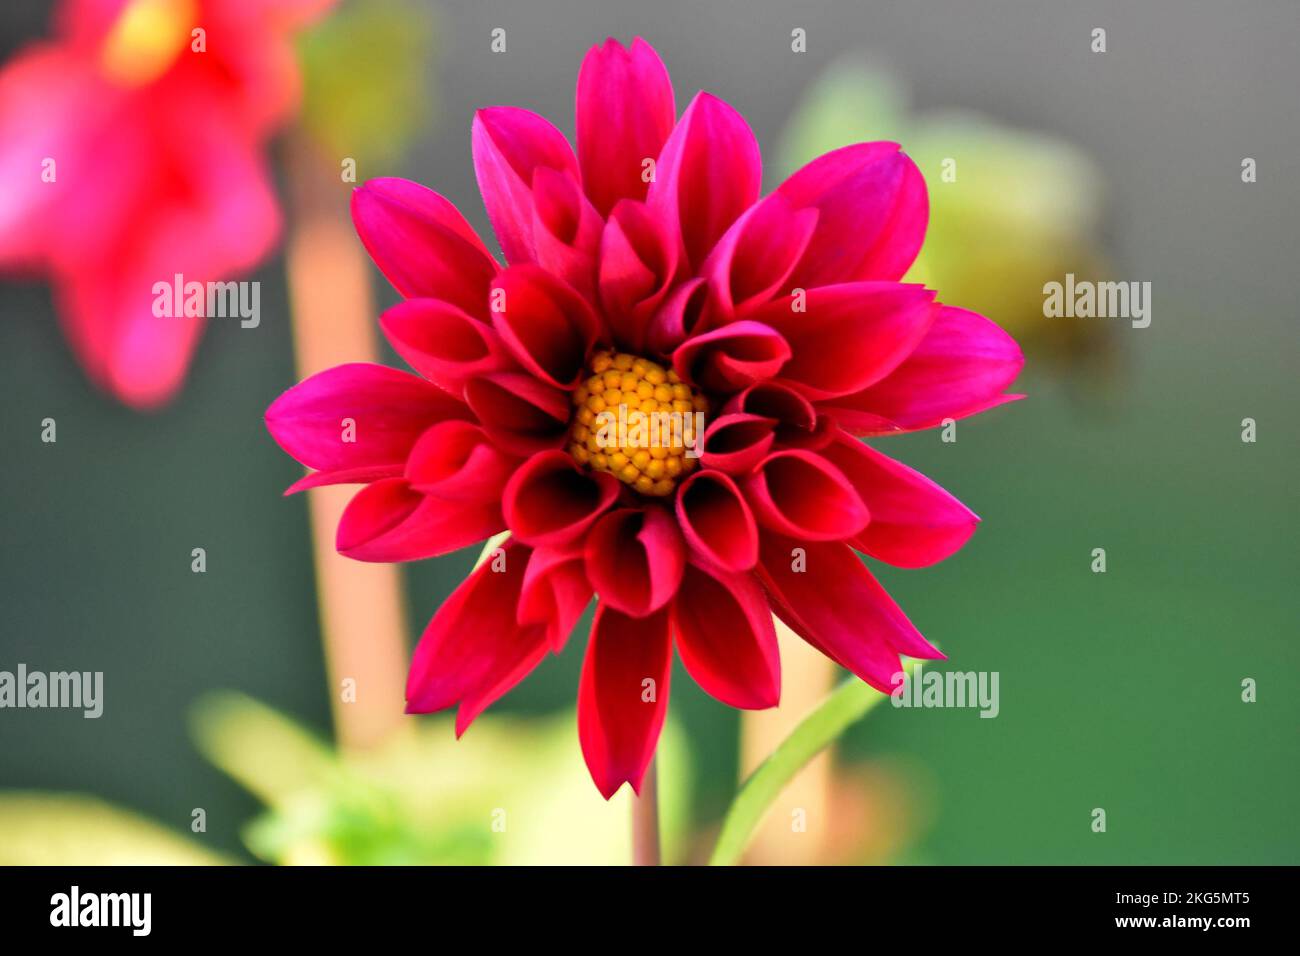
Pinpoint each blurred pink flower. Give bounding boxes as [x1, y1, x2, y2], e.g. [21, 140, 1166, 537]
[0, 0, 332, 408]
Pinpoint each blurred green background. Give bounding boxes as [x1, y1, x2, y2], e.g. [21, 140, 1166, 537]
[1, 0, 1297, 864]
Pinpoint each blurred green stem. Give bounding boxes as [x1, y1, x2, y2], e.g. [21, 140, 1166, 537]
[710, 660, 919, 866]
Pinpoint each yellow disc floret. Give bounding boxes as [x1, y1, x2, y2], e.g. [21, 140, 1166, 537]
[569, 350, 709, 496]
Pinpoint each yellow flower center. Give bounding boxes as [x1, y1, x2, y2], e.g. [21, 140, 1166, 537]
[101, 0, 197, 88]
[568, 351, 709, 497]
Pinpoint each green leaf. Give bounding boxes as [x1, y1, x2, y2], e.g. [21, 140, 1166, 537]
[190, 690, 337, 805]
[709, 657, 921, 866]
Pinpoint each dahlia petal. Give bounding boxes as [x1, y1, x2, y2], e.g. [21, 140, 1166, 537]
[757, 536, 944, 694]
[351, 178, 498, 314]
[503, 450, 621, 549]
[284, 465, 402, 495]
[530, 167, 603, 300]
[699, 413, 776, 475]
[821, 432, 979, 567]
[671, 320, 791, 394]
[701, 192, 819, 316]
[743, 449, 869, 541]
[266, 363, 470, 473]
[575, 37, 676, 215]
[822, 305, 1025, 434]
[778, 142, 928, 286]
[750, 283, 938, 400]
[675, 470, 760, 572]
[598, 199, 680, 352]
[673, 563, 779, 709]
[464, 371, 571, 456]
[645, 276, 710, 355]
[61, 261, 208, 412]
[379, 298, 513, 397]
[454, 636, 551, 737]
[647, 91, 761, 269]
[406, 539, 549, 731]
[0, 48, 98, 261]
[584, 507, 685, 617]
[472, 106, 579, 265]
[490, 265, 599, 389]
[57, 117, 280, 408]
[405, 420, 518, 502]
[518, 547, 593, 652]
[336, 477, 503, 562]
[578, 604, 672, 799]
[723, 382, 817, 433]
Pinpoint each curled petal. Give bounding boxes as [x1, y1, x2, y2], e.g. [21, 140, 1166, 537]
[672, 320, 791, 394]
[699, 412, 776, 475]
[578, 604, 672, 799]
[576, 37, 676, 215]
[337, 477, 502, 562]
[701, 192, 818, 316]
[647, 91, 761, 270]
[723, 382, 837, 452]
[646, 276, 710, 355]
[822, 305, 1025, 434]
[743, 449, 869, 541]
[598, 199, 680, 351]
[472, 106, 579, 265]
[757, 536, 943, 694]
[406, 420, 518, 502]
[380, 298, 513, 396]
[490, 265, 599, 389]
[519, 547, 593, 652]
[464, 371, 570, 456]
[531, 166, 603, 300]
[675, 470, 759, 572]
[351, 178, 498, 314]
[777, 142, 928, 287]
[724, 381, 816, 431]
[751, 283, 938, 400]
[821, 432, 979, 567]
[584, 506, 685, 617]
[266, 363, 469, 475]
[503, 450, 621, 549]
[673, 563, 779, 708]
[406, 539, 550, 735]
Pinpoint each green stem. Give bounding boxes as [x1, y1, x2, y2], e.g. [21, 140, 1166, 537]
[474, 531, 511, 570]
[709, 659, 920, 866]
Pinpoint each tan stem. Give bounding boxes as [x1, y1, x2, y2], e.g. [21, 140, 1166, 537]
[284, 133, 409, 751]
[632, 756, 662, 866]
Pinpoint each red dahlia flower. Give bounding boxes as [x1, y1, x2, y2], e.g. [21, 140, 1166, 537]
[0, 0, 331, 408]
[266, 38, 1023, 798]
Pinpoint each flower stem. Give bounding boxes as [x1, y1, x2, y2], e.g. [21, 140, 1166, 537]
[738, 620, 837, 863]
[632, 756, 662, 866]
[710, 658, 921, 866]
[284, 131, 409, 751]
